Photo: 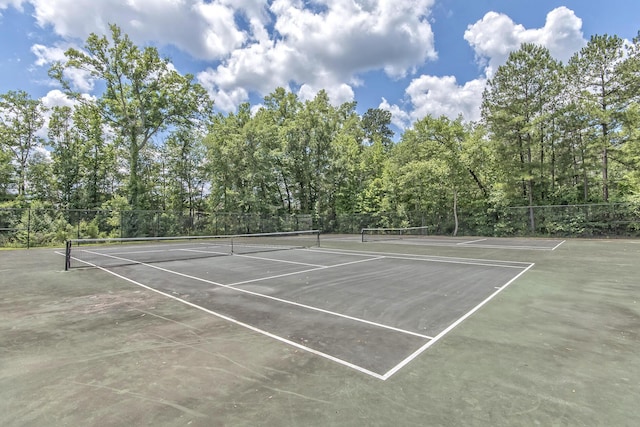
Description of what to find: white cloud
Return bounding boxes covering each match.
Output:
[31,44,66,66]
[380,76,485,129]
[464,6,585,75]
[0,0,23,12]
[40,89,75,108]
[199,0,437,110]
[406,75,486,122]
[386,6,588,127]
[379,97,411,130]
[23,0,437,111]
[28,0,248,60]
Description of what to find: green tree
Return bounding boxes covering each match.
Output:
[568,34,628,202]
[482,43,562,230]
[255,88,302,214]
[0,142,12,200]
[362,108,394,151]
[388,116,477,235]
[162,127,207,215]
[26,150,55,202]
[204,105,252,213]
[0,90,47,198]
[49,105,81,208]
[74,104,117,208]
[49,24,212,212]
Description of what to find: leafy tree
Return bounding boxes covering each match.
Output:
[0,143,12,200]
[49,106,81,208]
[0,90,47,198]
[162,126,207,215]
[73,104,117,208]
[482,43,562,230]
[49,24,212,212]
[388,116,476,235]
[362,108,394,151]
[256,88,302,214]
[330,105,365,214]
[26,150,55,202]
[204,105,252,213]
[568,34,628,202]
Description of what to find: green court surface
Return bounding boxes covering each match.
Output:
[1,236,639,426]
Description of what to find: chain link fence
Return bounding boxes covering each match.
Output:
[1,202,639,248]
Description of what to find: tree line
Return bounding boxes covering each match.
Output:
[1,25,639,239]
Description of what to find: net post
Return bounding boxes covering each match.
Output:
[64,240,71,271]
[316,230,320,247]
[361,228,365,243]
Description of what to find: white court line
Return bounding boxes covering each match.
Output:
[309,248,530,269]
[228,256,387,286]
[233,253,326,268]
[179,248,230,256]
[381,262,535,380]
[69,257,388,380]
[457,238,488,245]
[91,246,226,256]
[365,239,560,251]
[551,240,566,251]
[79,249,433,340]
[461,243,557,251]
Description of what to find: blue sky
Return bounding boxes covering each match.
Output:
[0,0,638,130]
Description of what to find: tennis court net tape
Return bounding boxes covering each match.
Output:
[64,230,321,270]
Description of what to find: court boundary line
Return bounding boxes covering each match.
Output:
[380,262,535,380]
[551,240,566,250]
[459,243,558,251]
[363,237,562,251]
[309,248,531,269]
[75,249,434,341]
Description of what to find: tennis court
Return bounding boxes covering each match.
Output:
[2,234,639,426]
[62,232,533,379]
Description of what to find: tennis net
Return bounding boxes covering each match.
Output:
[361,226,428,242]
[64,230,321,270]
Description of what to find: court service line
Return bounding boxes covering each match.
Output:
[309,248,531,269]
[179,248,233,256]
[233,253,326,268]
[457,238,488,245]
[227,256,387,287]
[79,250,433,340]
[71,259,388,380]
[381,262,535,380]
[551,240,566,251]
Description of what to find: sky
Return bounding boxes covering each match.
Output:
[0,0,639,132]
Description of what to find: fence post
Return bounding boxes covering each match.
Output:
[64,240,71,271]
[27,208,31,249]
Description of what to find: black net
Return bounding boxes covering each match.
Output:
[361,226,429,242]
[65,230,321,270]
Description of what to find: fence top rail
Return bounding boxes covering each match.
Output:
[505,203,638,209]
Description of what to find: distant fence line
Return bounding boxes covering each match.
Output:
[1,203,639,248]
